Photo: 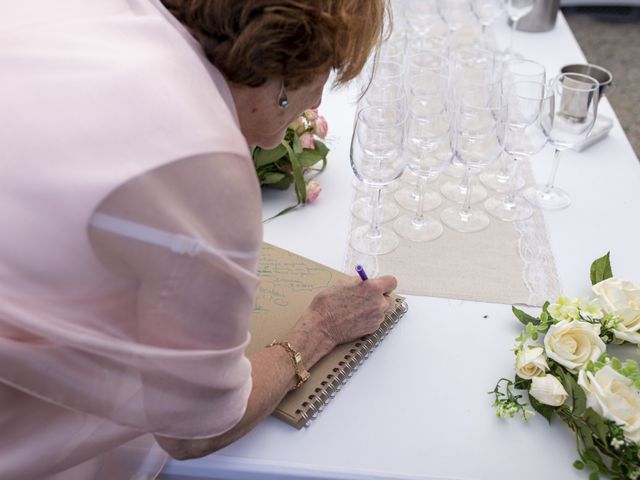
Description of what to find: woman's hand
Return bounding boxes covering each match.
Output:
[308,275,398,346]
[282,275,398,368]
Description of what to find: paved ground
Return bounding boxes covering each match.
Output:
[563,7,640,158]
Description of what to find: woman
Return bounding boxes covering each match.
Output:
[0,0,395,478]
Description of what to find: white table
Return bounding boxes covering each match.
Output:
[161,13,640,480]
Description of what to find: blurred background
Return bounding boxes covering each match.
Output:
[562,0,640,157]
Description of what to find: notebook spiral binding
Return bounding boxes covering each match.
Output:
[297,297,408,427]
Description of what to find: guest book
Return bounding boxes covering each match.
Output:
[246,243,408,429]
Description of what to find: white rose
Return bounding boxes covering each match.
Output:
[529,375,568,407]
[544,320,606,371]
[516,347,549,379]
[578,365,640,443]
[592,278,640,344]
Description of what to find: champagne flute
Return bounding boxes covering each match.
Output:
[485,80,553,221]
[505,0,535,57]
[350,105,406,255]
[523,72,599,210]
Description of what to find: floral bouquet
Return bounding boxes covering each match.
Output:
[251,109,329,219]
[491,253,640,480]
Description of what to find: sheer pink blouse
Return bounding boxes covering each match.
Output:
[0,0,261,478]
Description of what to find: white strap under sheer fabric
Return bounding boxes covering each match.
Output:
[90,212,256,262]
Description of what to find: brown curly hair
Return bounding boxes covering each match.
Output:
[160,0,388,89]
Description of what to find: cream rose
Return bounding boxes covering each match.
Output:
[593,278,640,344]
[529,375,568,407]
[544,320,606,371]
[578,365,640,443]
[516,347,549,379]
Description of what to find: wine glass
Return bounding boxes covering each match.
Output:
[406,52,449,77]
[441,87,506,233]
[523,72,599,210]
[481,58,545,192]
[352,60,406,223]
[441,46,496,201]
[472,0,505,48]
[350,105,407,254]
[395,72,449,212]
[438,0,476,33]
[505,0,535,57]
[405,0,447,37]
[485,80,553,221]
[393,103,452,242]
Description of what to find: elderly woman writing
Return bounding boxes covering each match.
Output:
[0,0,395,478]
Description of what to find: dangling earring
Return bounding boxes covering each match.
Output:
[277,81,289,109]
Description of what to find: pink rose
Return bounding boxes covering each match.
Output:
[289,116,306,135]
[304,108,319,121]
[313,116,328,139]
[299,132,315,150]
[305,180,322,203]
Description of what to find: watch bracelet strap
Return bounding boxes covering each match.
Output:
[268,339,311,390]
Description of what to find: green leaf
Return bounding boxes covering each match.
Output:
[292,135,303,155]
[529,396,555,424]
[589,472,600,480]
[253,144,287,168]
[584,408,609,446]
[514,375,531,390]
[557,369,587,416]
[572,380,587,417]
[282,141,307,204]
[583,447,607,475]
[261,172,287,185]
[266,176,293,190]
[513,306,540,326]
[297,149,324,168]
[573,460,585,470]
[590,252,613,286]
[313,139,329,158]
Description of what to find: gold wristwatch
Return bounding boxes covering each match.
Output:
[268,339,311,390]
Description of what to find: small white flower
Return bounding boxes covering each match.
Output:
[529,375,568,407]
[548,296,581,321]
[580,298,604,320]
[610,437,625,450]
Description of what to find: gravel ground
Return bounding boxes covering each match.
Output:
[563,7,640,158]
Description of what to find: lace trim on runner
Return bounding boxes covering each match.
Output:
[514,160,563,306]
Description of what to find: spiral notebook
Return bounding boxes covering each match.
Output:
[246,243,408,429]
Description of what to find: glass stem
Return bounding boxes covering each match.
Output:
[497,155,511,182]
[367,187,383,238]
[413,176,426,225]
[504,157,520,206]
[458,167,470,193]
[508,18,518,56]
[544,149,562,194]
[461,168,473,216]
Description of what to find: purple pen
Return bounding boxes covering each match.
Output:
[355,264,368,281]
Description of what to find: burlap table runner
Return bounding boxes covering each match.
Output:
[345,160,561,306]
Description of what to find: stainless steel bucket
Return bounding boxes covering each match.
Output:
[516,0,561,32]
